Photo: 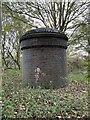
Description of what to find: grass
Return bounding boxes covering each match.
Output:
[1,69,89,119]
[68,71,87,82]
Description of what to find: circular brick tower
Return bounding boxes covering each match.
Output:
[20,28,68,88]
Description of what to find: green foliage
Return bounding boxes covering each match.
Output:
[2,3,32,70]
[67,55,86,73]
[1,69,88,118]
[71,24,89,52]
[3,24,12,31]
[68,71,88,82]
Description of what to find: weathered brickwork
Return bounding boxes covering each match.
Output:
[20,28,68,88]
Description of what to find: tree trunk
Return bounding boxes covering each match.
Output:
[87,2,90,117]
[0,2,2,119]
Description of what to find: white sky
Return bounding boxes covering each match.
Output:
[1,0,89,56]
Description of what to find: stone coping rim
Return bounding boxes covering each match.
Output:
[20,32,68,42]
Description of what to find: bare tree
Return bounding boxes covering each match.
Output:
[2,1,89,70]
[2,3,31,69]
[3,1,89,35]
[0,3,2,118]
[87,3,90,78]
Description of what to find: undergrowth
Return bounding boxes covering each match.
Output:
[1,69,89,119]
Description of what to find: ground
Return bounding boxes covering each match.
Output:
[1,69,89,119]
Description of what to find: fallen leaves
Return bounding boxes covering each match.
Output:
[1,69,89,118]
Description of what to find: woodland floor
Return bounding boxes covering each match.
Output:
[1,69,89,119]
